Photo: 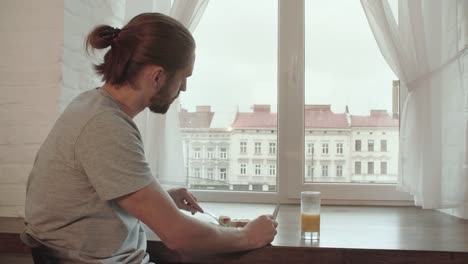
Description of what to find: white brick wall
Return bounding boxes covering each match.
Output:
[0,0,125,217]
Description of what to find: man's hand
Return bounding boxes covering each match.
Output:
[167,188,204,214]
[242,214,278,249]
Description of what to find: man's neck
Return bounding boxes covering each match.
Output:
[101,83,145,118]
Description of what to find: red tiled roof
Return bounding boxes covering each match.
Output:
[182,105,397,129]
[231,112,277,128]
[304,109,348,128]
[179,109,214,128]
[231,105,348,129]
[350,110,398,127]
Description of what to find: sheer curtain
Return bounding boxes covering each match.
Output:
[361,0,468,218]
[132,0,209,188]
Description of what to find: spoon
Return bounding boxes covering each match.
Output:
[203,211,220,224]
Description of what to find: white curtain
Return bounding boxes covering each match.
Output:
[133,0,209,188]
[361,0,468,218]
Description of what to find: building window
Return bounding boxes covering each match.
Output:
[255,164,261,175]
[193,168,201,178]
[368,140,374,152]
[207,168,214,179]
[254,142,262,154]
[307,143,314,155]
[240,142,247,154]
[336,143,343,154]
[269,142,276,155]
[269,164,276,176]
[220,147,227,159]
[355,140,361,152]
[380,162,387,175]
[307,165,314,177]
[252,184,263,191]
[240,164,247,175]
[194,148,201,159]
[355,161,361,174]
[381,140,387,152]
[368,162,374,174]
[219,168,227,180]
[207,148,214,159]
[336,165,343,177]
[322,165,328,177]
[322,143,329,154]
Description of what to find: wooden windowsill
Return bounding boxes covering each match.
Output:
[145,203,468,263]
[1,203,468,263]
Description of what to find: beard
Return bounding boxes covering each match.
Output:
[149,102,171,114]
[148,83,181,114]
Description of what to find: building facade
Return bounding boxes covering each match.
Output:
[180,105,399,191]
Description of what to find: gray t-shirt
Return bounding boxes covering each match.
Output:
[22,88,155,264]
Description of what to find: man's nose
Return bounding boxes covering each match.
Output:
[180,79,187,92]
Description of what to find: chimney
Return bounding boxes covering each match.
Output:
[196,106,211,113]
[253,105,271,113]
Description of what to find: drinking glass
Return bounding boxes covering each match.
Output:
[301,191,320,240]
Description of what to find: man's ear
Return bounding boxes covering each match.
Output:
[148,65,165,88]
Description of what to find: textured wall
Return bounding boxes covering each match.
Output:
[0,0,125,217]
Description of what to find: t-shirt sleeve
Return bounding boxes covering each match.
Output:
[75,111,154,201]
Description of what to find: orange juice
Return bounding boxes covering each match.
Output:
[301,213,320,232]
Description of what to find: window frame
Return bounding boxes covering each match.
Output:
[381,139,387,152]
[368,140,375,152]
[240,141,247,154]
[254,142,262,155]
[336,164,343,177]
[190,0,412,205]
[269,142,277,155]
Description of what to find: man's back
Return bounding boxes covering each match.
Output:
[22,88,154,264]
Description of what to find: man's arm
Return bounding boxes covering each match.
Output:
[116,181,277,255]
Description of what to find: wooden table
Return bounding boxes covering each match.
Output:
[2,203,468,264]
[146,203,468,264]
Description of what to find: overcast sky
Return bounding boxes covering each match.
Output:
[179,0,398,123]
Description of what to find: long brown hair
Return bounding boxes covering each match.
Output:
[86,13,195,85]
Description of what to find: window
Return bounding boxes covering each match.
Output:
[368,140,374,152]
[355,161,361,174]
[240,142,247,154]
[220,147,227,159]
[322,165,328,177]
[194,148,201,159]
[240,164,247,175]
[381,140,387,152]
[255,164,261,175]
[269,142,276,155]
[181,1,406,204]
[322,143,329,154]
[207,148,214,159]
[336,165,343,177]
[269,164,276,176]
[193,168,201,178]
[307,143,314,155]
[254,142,262,154]
[368,162,374,174]
[207,168,214,179]
[219,168,227,180]
[355,140,361,152]
[380,162,387,175]
[336,143,343,154]
[307,165,314,178]
[252,184,263,191]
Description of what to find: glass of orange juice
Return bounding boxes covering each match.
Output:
[301,191,321,240]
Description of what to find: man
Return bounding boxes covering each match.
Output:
[22,13,277,264]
